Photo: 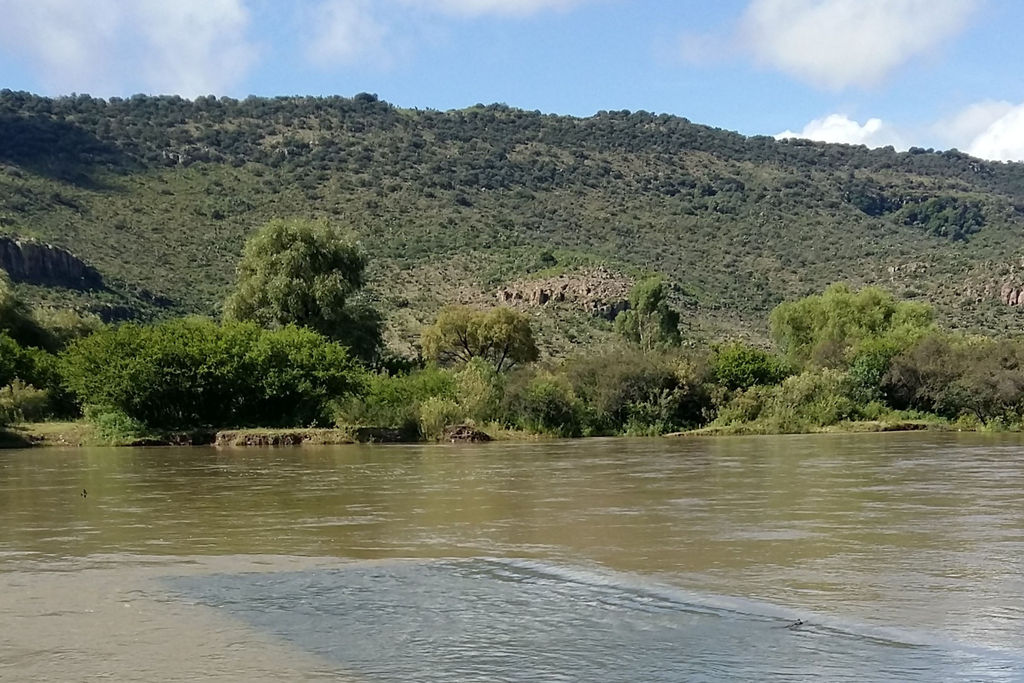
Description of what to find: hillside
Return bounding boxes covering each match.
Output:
[3,90,1024,355]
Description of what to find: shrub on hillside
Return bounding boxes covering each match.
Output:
[60,319,361,430]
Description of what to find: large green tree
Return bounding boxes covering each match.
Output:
[614,277,681,351]
[61,319,362,430]
[421,306,539,372]
[224,218,381,362]
[769,283,933,368]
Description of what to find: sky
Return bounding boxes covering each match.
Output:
[1,0,1023,161]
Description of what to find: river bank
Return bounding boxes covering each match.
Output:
[0,417,965,449]
[1,421,509,448]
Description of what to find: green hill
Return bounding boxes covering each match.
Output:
[3,90,1024,355]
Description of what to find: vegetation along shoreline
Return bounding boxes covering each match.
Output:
[4,213,1024,448]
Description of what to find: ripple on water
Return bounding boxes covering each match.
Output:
[166,558,1024,682]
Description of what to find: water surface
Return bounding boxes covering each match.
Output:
[2,433,1023,680]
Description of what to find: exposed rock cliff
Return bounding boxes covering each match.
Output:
[497,267,632,321]
[0,236,103,290]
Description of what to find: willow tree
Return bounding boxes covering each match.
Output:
[421,306,539,372]
[769,283,934,368]
[224,218,381,361]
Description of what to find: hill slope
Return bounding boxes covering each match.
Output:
[3,91,1024,353]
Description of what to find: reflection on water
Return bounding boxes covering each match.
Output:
[169,558,1023,682]
[3,433,1024,679]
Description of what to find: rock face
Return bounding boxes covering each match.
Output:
[497,267,632,321]
[1001,282,1024,306]
[0,236,103,290]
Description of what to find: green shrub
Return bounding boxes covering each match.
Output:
[336,365,455,432]
[82,405,150,443]
[564,350,712,434]
[711,343,791,390]
[711,368,861,433]
[507,372,582,437]
[418,397,464,441]
[0,380,50,423]
[60,319,361,430]
[885,333,1024,423]
[714,385,774,425]
[769,369,860,430]
[454,358,503,423]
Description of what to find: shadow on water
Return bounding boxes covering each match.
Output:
[0,114,128,189]
[167,558,1024,682]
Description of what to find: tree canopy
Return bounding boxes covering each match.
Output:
[60,319,362,430]
[769,283,934,368]
[614,277,681,351]
[421,306,539,372]
[223,218,381,361]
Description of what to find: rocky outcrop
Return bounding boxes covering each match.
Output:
[497,267,632,321]
[445,425,493,443]
[1001,282,1024,306]
[0,236,103,290]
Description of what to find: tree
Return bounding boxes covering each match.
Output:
[769,283,933,369]
[614,277,681,351]
[0,271,50,349]
[224,218,382,362]
[60,319,362,430]
[421,306,539,372]
[711,343,792,391]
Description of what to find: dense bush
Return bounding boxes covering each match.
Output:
[711,343,791,391]
[0,332,66,416]
[770,283,933,368]
[713,368,862,433]
[0,380,51,422]
[564,350,711,434]
[224,218,382,362]
[884,334,1024,422]
[60,319,361,430]
[505,372,583,437]
[335,365,456,435]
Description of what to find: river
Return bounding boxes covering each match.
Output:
[2,433,1023,680]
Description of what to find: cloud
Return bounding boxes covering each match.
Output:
[738,0,977,89]
[401,0,586,17]
[931,100,1011,145]
[0,0,257,97]
[776,114,907,149]
[304,0,592,68]
[964,104,1024,162]
[307,0,391,67]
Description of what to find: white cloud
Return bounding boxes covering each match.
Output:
[0,0,256,97]
[303,0,592,68]
[776,114,906,149]
[401,0,585,17]
[307,0,391,66]
[965,104,1024,162]
[738,0,977,89]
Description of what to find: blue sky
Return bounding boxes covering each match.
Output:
[1,0,1023,160]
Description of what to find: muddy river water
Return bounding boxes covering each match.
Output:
[2,433,1023,680]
